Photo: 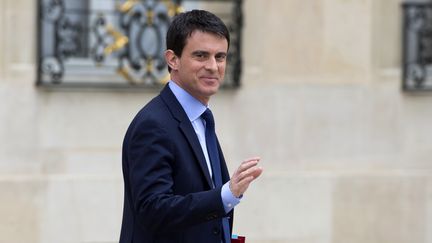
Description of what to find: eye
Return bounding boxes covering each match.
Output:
[193,51,208,60]
[215,53,227,62]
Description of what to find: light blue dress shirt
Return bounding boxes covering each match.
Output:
[168,81,240,213]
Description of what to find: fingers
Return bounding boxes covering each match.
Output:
[250,166,263,178]
[236,162,261,183]
[229,157,263,197]
[235,168,262,189]
[235,157,260,175]
[242,157,261,165]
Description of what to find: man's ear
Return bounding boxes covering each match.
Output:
[165,50,179,71]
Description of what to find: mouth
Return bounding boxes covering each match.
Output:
[200,76,219,82]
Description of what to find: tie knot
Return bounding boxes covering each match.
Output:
[201,108,215,129]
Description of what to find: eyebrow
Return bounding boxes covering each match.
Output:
[191,50,227,56]
[192,50,209,56]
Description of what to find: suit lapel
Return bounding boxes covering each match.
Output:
[217,140,230,183]
[179,122,214,188]
[160,85,213,188]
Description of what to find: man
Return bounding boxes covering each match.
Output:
[119,10,263,243]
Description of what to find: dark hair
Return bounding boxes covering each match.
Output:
[166,10,230,71]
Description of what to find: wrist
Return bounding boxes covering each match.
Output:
[229,181,242,198]
[221,182,241,213]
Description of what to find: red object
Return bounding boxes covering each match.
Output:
[231,236,246,243]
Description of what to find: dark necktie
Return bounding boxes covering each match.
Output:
[201,108,231,243]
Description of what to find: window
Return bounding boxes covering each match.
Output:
[37,0,243,89]
[403,1,432,91]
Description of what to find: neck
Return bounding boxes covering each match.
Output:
[171,79,210,106]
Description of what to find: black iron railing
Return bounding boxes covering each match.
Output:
[402,2,432,91]
[37,0,242,89]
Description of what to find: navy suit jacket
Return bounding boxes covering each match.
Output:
[120,85,233,243]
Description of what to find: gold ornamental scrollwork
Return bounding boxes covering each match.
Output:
[162,0,184,17]
[104,25,129,56]
[116,0,139,13]
[105,1,182,85]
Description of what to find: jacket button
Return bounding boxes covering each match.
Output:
[212,227,221,235]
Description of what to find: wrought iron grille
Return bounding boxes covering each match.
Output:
[402,2,432,91]
[37,0,242,89]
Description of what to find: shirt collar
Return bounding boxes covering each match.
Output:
[168,81,207,122]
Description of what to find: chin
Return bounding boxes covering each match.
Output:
[208,85,220,94]
[200,82,220,91]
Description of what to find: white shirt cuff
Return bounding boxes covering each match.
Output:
[221,181,241,213]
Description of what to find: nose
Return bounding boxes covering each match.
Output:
[204,57,218,72]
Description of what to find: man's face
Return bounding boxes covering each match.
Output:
[169,30,228,105]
